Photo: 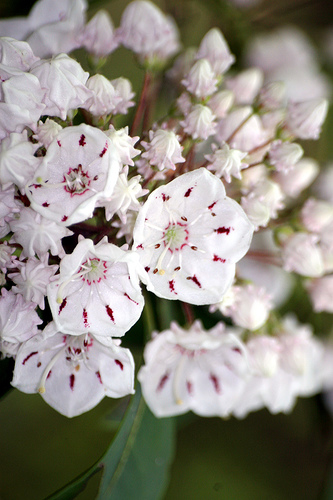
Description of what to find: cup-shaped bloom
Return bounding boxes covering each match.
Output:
[196,28,235,76]
[47,236,144,337]
[133,168,254,305]
[117,0,180,64]
[26,124,121,226]
[12,322,135,417]
[138,320,248,417]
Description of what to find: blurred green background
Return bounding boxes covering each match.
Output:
[1,0,333,499]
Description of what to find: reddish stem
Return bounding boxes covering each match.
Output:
[130,71,152,136]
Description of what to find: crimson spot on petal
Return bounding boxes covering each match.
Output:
[209,373,221,394]
[208,201,217,210]
[169,280,177,294]
[186,380,193,395]
[79,134,86,146]
[115,359,124,370]
[157,372,169,392]
[59,297,67,314]
[186,275,202,288]
[83,308,89,328]
[22,351,38,365]
[69,373,75,391]
[213,254,226,263]
[184,187,193,197]
[106,305,115,322]
[96,371,103,384]
[215,226,232,235]
[99,142,108,157]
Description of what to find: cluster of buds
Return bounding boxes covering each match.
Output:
[0,0,332,419]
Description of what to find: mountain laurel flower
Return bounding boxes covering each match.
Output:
[286,98,329,140]
[84,74,120,116]
[116,0,180,64]
[180,104,217,140]
[80,9,118,58]
[206,142,248,183]
[181,58,218,98]
[306,276,333,313]
[133,168,253,305]
[26,124,121,226]
[9,207,73,259]
[241,179,284,229]
[225,68,264,105]
[282,232,325,277]
[105,125,140,167]
[218,284,273,331]
[141,129,185,171]
[110,77,136,115]
[12,322,135,418]
[208,90,234,119]
[301,198,333,233]
[196,28,235,75]
[99,165,148,222]
[0,288,42,358]
[138,320,248,417]
[47,236,144,337]
[268,140,304,173]
[30,54,93,120]
[258,81,286,110]
[0,130,41,190]
[0,37,40,71]
[274,157,319,198]
[10,254,58,310]
[34,118,62,148]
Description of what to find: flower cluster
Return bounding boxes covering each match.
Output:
[0,0,332,419]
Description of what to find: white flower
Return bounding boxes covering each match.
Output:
[47,236,144,337]
[138,320,248,417]
[26,124,121,226]
[105,125,140,167]
[0,288,42,357]
[110,77,135,115]
[0,130,41,189]
[30,54,93,120]
[116,0,180,63]
[218,284,273,331]
[2,73,46,129]
[196,28,235,75]
[274,157,319,198]
[181,58,218,98]
[80,9,118,57]
[208,90,234,119]
[301,198,333,233]
[0,37,39,70]
[26,0,87,58]
[282,233,324,277]
[141,129,185,171]
[306,276,333,313]
[133,168,253,305]
[225,68,264,105]
[10,254,58,309]
[241,179,284,229]
[286,98,328,140]
[268,140,304,173]
[258,81,286,110]
[9,207,73,259]
[99,165,148,222]
[84,74,120,116]
[206,143,248,183]
[34,118,62,148]
[180,104,216,140]
[12,322,135,417]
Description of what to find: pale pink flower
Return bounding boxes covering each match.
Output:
[181,58,218,98]
[206,143,248,183]
[12,322,135,417]
[80,9,118,57]
[274,157,319,198]
[225,68,264,105]
[133,168,253,305]
[110,77,135,115]
[301,198,333,233]
[268,140,304,173]
[286,98,329,140]
[141,129,185,171]
[208,90,234,119]
[0,288,42,357]
[306,276,333,313]
[26,124,121,226]
[138,320,248,417]
[34,118,62,148]
[84,74,120,116]
[282,233,324,277]
[180,104,217,140]
[9,207,73,259]
[47,236,144,337]
[196,28,235,75]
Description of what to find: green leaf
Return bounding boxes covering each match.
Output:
[46,385,175,500]
[97,383,176,500]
